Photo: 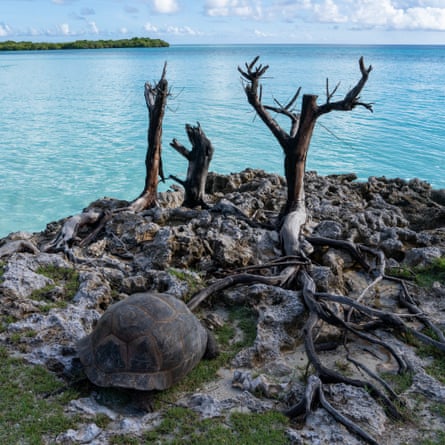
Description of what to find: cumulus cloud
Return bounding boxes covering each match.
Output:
[312,0,347,23]
[152,0,179,14]
[144,22,159,33]
[259,0,445,32]
[348,0,445,30]
[88,21,99,34]
[205,0,260,18]
[58,23,71,35]
[166,25,202,35]
[0,23,12,37]
[144,21,202,36]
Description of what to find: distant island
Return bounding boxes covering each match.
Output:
[0,37,169,51]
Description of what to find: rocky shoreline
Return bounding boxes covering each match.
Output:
[1,168,445,444]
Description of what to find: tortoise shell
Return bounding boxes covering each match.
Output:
[77,292,208,391]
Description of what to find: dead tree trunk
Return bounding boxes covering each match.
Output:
[238,57,373,255]
[130,62,169,212]
[169,123,214,208]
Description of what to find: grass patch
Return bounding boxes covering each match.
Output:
[0,348,79,444]
[418,431,445,445]
[138,406,289,444]
[388,257,445,288]
[431,402,445,419]
[380,371,414,393]
[30,265,79,310]
[168,268,205,302]
[0,314,18,334]
[415,329,445,385]
[227,305,257,350]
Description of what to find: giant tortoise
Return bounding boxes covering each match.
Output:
[77,292,218,391]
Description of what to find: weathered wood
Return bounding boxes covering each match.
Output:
[170,123,214,208]
[239,57,373,255]
[0,239,39,257]
[44,209,103,253]
[131,62,169,212]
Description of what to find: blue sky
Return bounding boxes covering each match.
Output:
[1,0,445,45]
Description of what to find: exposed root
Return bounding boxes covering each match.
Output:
[283,375,380,445]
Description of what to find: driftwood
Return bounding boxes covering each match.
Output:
[44,209,105,253]
[130,62,169,212]
[0,239,39,257]
[170,123,214,208]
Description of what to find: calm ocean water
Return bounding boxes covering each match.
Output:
[1,44,444,237]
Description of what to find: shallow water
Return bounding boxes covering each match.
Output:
[1,44,444,236]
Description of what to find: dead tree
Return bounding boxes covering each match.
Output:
[238,56,372,255]
[186,58,445,444]
[169,123,214,208]
[130,62,169,212]
[45,64,169,254]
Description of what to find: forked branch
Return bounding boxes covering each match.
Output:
[317,57,373,115]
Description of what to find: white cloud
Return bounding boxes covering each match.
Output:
[395,6,445,30]
[144,22,159,33]
[58,23,70,35]
[152,0,179,14]
[313,0,347,23]
[348,0,445,30]
[205,0,259,18]
[88,21,99,34]
[166,25,202,35]
[254,28,274,37]
[263,0,445,32]
[143,21,202,36]
[0,23,12,37]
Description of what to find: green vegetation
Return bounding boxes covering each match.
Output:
[168,268,206,301]
[0,346,79,444]
[380,371,414,394]
[418,431,445,445]
[30,265,79,310]
[0,260,5,280]
[0,37,169,51]
[402,328,445,385]
[388,257,445,288]
[109,406,289,445]
[419,345,445,385]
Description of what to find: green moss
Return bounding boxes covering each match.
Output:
[0,260,5,280]
[388,257,445,288]
[228,305,257,350]
[0,314,18,333]
[140,406,289,444]
[431,402,445,419]
[109,436,141,445]
[418,431,445,445]
[380,371,414,393]
[415,257,445,287]
[168,268,206,302]
[0,351,79,444]
[415,329,445,384]
[30,265,79,311]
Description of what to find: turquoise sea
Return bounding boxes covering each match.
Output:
[1,44,444,237]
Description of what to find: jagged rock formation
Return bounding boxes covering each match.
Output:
[1,169,445,444]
